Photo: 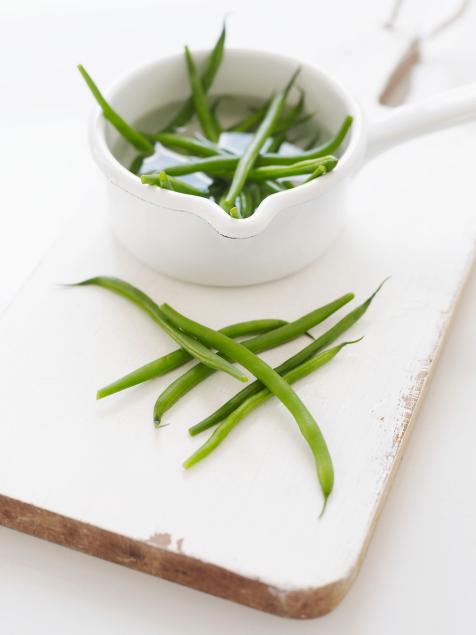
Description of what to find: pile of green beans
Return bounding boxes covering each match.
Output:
[78,23,353,219]
[74,276,386,514]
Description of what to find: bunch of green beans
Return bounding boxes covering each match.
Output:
[183,338,363,474]
[74,276,386,514]
[159,302,336,509]
[78,23,353,219]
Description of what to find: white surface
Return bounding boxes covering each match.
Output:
[1,124,474,593]
[1,0,475,632]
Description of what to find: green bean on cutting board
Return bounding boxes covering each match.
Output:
[97,318,288,400]
[184,339,362,471]
[77,65,154,155]
[161,23,226,132]
[72,275,384,516]
[189,280,386,436]
[74,277,248,382]
[184,46,221,142]
[159,302,335,509]
[153,292,354,424]
[97,295,333,401]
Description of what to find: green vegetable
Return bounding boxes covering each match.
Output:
[221,69,300,212]
[273,90,304,135]
[163,155,238,176]
[74,277,248,382]
[244,156,337,181]
[161,153,337,179]
[77,65,154,155]
[153,291,354,424]
[228,205,242,219]
[227,99,271,132]
[304,131,320,150]
[129,155,145,174]
[162,23,226,131]
[260,180,285,196]
[159,302,335,509]
[97,318,288,399]
[141,171,208,197]
[184,46,220,142]
[259,115,352,166]
[184,339,362,471]
[242,185,261,217]
[150,133,223,157]
[267,90,305,152]
[304,163,329,183]
[190,280,386,436]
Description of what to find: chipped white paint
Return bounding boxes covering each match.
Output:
[0,120,475,595]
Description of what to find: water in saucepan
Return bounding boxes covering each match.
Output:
[112,95,324,195]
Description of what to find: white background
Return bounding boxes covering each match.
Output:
[0,0,475,632]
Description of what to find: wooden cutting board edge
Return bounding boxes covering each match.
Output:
[1,248,474,620]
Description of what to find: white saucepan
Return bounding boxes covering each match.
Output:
[89,49,476,286]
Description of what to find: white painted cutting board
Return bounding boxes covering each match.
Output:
[1,30,476,618]
[1,122,475,617]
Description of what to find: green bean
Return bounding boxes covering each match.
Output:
[162,151,337,179]
[129,155,145,174]
[210,97,224,132]
[228,206,242,219]
[150,133,222,157]
[267,91,305,151]
[237,189,253,218]
[227,99,271,132]
[260,180,285,196]
[221,69,300,212]
[246,183,261,216]
[184,339,362,470]
[266,134,286,154]
[248,156,337,181]
[286,112,316,135]
[153,291,354,424]
[259,115,352,166]
[305,131,320,150]
[162,23,226,131]
[281,180,295,189]
[210,96,223,117]
[164,155,237,176]
[97,298,320,400]
[74,277,247,382]
[222,93,285,209]
[97,318,288,399]
[184,46,220,142]
[207,178,228,202]
[141,171,208,197]
[77,65,154,155]
[159,302,335,508]
[149,156,335,196]
[190,280,386,436]
[304,164,328,183]
[273,90,304,135]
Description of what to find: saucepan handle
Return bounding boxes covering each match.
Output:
[365,82,476,163]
